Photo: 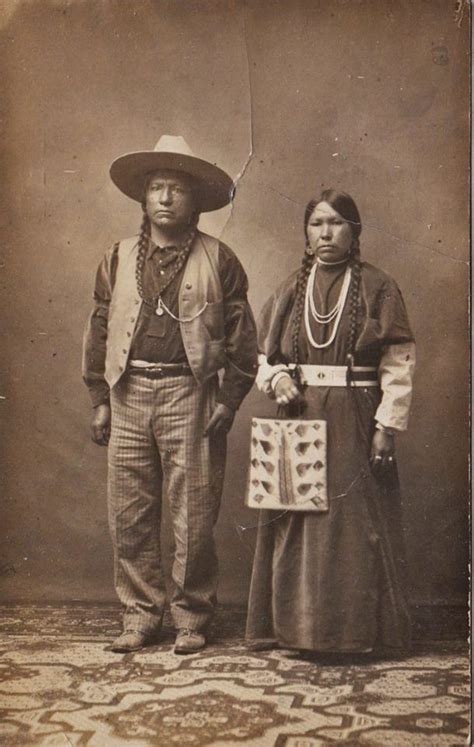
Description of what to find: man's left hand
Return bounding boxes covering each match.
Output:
[203,403,235,437]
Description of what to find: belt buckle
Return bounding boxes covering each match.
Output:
[317,370,326,381]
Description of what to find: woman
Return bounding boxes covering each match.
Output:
[246,190,415,654]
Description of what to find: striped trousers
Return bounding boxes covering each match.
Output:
[107,372,226,634]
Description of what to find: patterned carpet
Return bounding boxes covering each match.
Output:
[0,605,469,746]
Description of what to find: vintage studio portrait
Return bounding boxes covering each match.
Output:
[0,1,470,745]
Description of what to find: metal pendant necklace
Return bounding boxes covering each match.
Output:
[135,229,209,323]
[135,229,195,315]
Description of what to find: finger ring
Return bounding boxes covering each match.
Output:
[374,456,383,462]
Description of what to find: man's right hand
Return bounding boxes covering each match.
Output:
[91,404,111,446]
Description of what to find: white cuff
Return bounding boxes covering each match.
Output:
[375,342,416,431]
[375,422,397,436]
[271,370,293,393]
[256,354,291,398]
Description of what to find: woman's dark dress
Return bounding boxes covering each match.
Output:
[245,261,414,652]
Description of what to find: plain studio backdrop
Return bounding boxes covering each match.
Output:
[0,0,469,619]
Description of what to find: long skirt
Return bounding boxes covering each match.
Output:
[245,385,411,653]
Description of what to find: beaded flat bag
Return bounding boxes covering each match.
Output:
[246,417,328,512]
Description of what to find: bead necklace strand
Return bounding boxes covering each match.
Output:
[309,263,351,323]
[304,262,351,349]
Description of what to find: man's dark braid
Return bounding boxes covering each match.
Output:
[137,209,151,262]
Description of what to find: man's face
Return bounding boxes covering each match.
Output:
[144,169,197,234]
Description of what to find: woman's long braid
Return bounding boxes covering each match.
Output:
[345,242,369,446]
[346,240,362,382]
[286,248,313,416]
[291,250,313,367]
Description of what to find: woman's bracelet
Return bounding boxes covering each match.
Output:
[270,370,292,392]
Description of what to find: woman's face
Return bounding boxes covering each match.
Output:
[306,201,354,262]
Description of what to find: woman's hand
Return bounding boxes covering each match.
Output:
[370,430,396,476]
[274,374,304,406]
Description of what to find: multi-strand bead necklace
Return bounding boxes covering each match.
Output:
[304,260,352,349]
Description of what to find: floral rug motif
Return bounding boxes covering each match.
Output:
[0,605,469,746]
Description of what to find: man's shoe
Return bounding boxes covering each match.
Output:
[174,628,206,655]
[108,630,156,653]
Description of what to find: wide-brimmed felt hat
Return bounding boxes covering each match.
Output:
[109,135,234,212]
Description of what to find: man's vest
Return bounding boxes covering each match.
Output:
[105,231,226,389]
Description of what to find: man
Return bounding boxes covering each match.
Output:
[83,135,257,654]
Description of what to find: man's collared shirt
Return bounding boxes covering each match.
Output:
[130,240,191,365]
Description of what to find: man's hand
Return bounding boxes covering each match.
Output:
[274,374,304,406]
[91,404,111,446]
[370,430,395,476]
[203,403,235,437]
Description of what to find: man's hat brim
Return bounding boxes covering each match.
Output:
[109,151,234,212]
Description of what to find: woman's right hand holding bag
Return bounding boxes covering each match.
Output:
[273,373,305,406]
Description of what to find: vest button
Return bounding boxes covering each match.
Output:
[130,317,135,322]
[185,282,192,289]
[122,349,127,355]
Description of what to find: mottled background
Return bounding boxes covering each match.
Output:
[0,0,469,620]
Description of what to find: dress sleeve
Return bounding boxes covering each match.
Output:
[255,273,299,398]
[257,272,298,361]
[357,273,414,352]
[375,342,416,431]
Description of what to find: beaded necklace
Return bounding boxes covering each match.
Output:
[304,261,351,349]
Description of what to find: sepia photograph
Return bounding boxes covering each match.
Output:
[0,0,470,745]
